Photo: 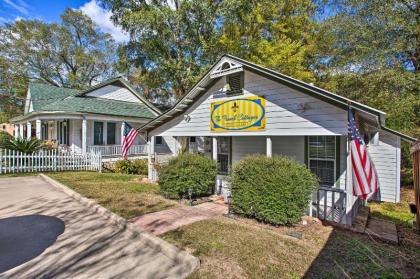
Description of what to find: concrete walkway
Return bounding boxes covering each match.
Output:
[132,202,228,235]
[0,176,198,279]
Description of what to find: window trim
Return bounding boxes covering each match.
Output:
[57,120,70,145]
[106,122,116,145]
[93,121,104,146]
[307,136,337,188]
[155,136,163,145]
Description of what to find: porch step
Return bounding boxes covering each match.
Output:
[350,206,370,233]
[350,206,399,244]
[365,218,399,244]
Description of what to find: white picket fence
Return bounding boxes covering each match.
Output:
[0,149,102,174]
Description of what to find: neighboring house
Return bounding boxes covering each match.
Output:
[140,55,416,225]
[0,123,15,137]
[10,78,160,157]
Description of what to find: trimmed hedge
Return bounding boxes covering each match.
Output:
[114,159,148,175]
[230,155,318,225]
[159,153,217,199]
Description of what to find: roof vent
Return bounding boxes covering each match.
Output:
[226,72,243,93]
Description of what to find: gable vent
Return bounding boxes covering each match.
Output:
[227,72,243,93]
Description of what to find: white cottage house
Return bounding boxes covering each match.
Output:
[10,78,160,158]
[141,55,416,225]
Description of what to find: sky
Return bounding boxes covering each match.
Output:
[0,0,129,42]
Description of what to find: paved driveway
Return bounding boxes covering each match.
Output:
[0,176,198,279]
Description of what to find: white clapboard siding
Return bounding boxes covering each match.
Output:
[85,85,140,103]
[231,136,266,163]
[367,130,400,202]
[0,149,102,174]
[151,70,348,137]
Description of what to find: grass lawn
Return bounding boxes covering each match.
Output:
[163,217,419,279]
[164,186,420,279]
[47,171,178,219]
[369,186,415,228]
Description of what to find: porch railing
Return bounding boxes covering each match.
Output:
[312,187,347,223]
[87,144,148,157]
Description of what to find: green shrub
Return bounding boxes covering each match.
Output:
[230,155,318,225]
[159,153,217,199]
[114,159,148,175]
[132,159,148,175]
[0,137,42,154]
[0,131,12,146]
[114,159,137,174]
[401,168,413,185]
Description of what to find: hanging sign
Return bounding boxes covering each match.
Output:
[210,97,266,132]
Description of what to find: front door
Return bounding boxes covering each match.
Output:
[217,137,231,175]
[215,137,231,198]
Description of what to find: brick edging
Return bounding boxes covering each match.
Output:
[39,174,200,271]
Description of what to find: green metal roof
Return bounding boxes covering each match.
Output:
[41,96,156,118]
[29,83,79,112]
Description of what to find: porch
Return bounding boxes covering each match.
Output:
[148,135,360,225]
[13,116,148,157]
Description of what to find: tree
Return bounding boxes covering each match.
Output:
[218,0,317,82]
[108,0,222,103]
[0,9,117,90]
[316,0,420,73]
[313,0,420,137]
[107,0,319,103]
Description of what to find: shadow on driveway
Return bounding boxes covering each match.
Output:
[0,215,65,273]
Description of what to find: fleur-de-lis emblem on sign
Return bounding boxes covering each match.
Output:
[232,102,239,112]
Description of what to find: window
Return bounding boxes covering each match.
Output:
[2,125,5,130]
[41,123,48,140]
[107,122,116,145]
[217,137,230,174]
[226,72,243,93]
[308,136,336,187]
[94,122,104,145]
[57,120,69,145]
[155,136,163,145]
[189,136,196,143]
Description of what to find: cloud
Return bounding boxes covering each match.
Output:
[3,0,29,15]
[80,0,129,43]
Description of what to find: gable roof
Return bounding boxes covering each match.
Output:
[29,83,79,112]
[77,77,161,115]
[141,54,416,142]
[40,96,156,119]
[13,79,160,122]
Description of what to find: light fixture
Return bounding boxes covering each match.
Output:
[184,115,191,122]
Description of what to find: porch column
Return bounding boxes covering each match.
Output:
[148,136,155,180]
[121,122,126,144]
[14,125,19,139]
[35,119,42,140]
[82,118,87,154]
[26,122,32,140]
[19,124,24,139]
[212,137,217,161]
[266,136,272,157]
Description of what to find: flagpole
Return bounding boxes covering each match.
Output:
[347,101,352,212]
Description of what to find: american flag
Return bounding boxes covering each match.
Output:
[348,108,378,199]
[122,122,138,159]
